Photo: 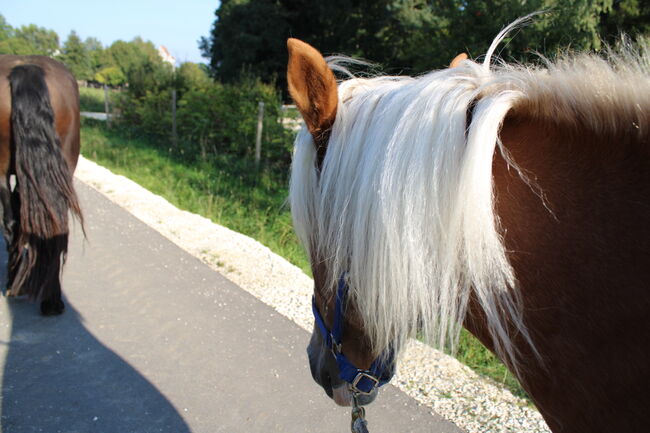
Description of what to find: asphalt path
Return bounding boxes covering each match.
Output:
[0,181,463,433]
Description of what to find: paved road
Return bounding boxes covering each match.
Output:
[0,182,463,433]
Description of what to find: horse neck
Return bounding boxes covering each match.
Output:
[470,111,650,432]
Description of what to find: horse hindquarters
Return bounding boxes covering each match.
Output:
[8,64,82,315]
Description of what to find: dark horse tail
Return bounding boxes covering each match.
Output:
[8,64,82,302]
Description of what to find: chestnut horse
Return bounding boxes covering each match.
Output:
[287,28,650,433]
[0,55,83,315]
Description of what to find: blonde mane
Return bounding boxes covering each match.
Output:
[289,27,650,367]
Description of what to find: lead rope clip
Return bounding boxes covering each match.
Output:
[350,391,369,433]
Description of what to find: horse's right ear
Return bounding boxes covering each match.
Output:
[287,38,338,141]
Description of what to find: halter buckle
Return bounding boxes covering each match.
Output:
[351,372,379,395]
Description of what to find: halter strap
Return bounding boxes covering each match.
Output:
[312,274,394,394]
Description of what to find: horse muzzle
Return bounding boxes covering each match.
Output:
[307,328,378,406]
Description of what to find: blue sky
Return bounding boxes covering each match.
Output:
[2,0,218,64]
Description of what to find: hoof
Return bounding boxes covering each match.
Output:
[40,298,65,316]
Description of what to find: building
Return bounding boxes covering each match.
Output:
[158,45,176,68]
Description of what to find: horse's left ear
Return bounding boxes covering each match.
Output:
[450,53,468,68]
[287,38,338,141]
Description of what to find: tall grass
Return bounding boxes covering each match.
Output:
[78,87,107,112]
[80,119,530,402]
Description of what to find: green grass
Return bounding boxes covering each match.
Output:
[456,328,530,401]
[80,119,308,274]
[79,87,105,112]
[80,119,530,403]
[79,87,118,112]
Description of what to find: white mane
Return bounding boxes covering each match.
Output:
[290,24,650,366]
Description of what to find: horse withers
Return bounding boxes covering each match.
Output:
[0,55,83,315]
[286,27,650,433]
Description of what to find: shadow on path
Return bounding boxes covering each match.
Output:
[1,258,190,433]
[1,298,190,433]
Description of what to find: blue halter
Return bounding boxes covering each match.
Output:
[311,275,395,394]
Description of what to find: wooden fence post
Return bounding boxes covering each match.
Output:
[255,101,265,168]
[103,84,110,126]
[171,89,178,149]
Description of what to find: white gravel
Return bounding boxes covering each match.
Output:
[74,155,550,433]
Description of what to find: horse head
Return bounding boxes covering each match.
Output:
[286,38,482,408]
[287,38,393,407]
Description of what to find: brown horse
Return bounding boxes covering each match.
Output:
[0,55,83,315]
[286,28,650,433]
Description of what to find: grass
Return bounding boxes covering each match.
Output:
[79,87,118,112]
[80,119,308,274]
[79,87,105,112]
[80,119,530,403]
[456,328,530,401]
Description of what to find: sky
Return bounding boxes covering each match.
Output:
[2,0,218,64]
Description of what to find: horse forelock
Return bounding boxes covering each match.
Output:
[289,36,649,368]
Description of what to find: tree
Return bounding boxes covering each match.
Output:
[106,38,162,74]
[201,0,415,88]
[0,14,12,41]
[12,24,59,55]
[0,37,34,55]
[85,36,107,77]
[176,62,212,92]
[200,0,649,91]
[59,31,93,80]
[0,22,59,56]
[120,39,172,96]
[201,0,289,83]
[600,0,650,43]
[95,66,126,87]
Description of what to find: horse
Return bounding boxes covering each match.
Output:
[286,23,650,433]
[0,55,83,315]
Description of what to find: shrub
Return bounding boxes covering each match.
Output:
[95,66,126,87]
[114,73,294,175]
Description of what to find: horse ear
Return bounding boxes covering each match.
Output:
[450,53,468,68]
[287,38,338,141]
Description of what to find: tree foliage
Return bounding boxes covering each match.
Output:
[59,31,93,80]
[176,61,212,93]
[85,36,106,73]
[14,24,60,55]
[200,0,288,82]
[0,15,180,88]
[102,38,173,91]
[0,19,59,55]
[94,66,126,86]
[201,0,650,89]
[0,15,12,41]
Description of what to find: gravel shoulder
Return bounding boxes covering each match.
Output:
[74,155,550,433]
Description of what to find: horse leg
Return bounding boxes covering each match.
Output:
[39,238,65,316]
[0,176,15,244]
[0,175,15,292]
[5,185,65,315]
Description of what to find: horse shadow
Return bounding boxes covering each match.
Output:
[0,245,190,433]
